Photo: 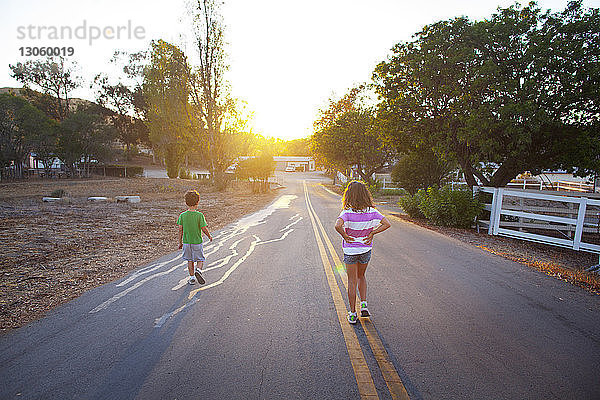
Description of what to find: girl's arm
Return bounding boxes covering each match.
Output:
[201,226,213,241]
[335,218,354,242]
[364,217,391,245]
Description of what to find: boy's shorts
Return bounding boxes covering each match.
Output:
[343,250,372,265]
[182,243,205,262]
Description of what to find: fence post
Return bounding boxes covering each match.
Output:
[492,188,504,235]
[573,197,588,251]
[488,188,498,235]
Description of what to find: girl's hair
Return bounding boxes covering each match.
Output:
[342,181,374,212]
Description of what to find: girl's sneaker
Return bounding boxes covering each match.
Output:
[188,276,197,285]
[360,301,370,317]
[347,312,358,324]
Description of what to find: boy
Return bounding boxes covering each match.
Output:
[177,190,213,285]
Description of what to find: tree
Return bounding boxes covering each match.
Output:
[0,93,55,179]
[93,51,151,159]
[235,153,276,193]
[93,75,148,158]
[374,1,600,187]
[188,0,240,190]
[9,57,80,121]
[143,40,191,178]
[58,105,117,177]
[312,105,393,183]
[391,149,455,194]
[281,138,311,156]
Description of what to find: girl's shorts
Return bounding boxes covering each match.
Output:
[343,250,372,264]
[182,243,205,262]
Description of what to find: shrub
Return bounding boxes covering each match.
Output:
[179,169,192,180]
[368,180,383,195]
[125,166,144,178]
[50,189,66,198]
[418,186,483,228]
[380,188,408,196]
[398,189,426,219]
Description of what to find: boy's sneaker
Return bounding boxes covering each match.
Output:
[194,269,205,285]
[360,301,370,317]
[347,312,358,324]
[188,276,197,285]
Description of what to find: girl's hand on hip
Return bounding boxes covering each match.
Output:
[364,233,374,245]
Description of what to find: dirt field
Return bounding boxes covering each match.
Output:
[0,177,275,333]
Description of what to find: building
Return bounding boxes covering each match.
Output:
[273,156,315,172]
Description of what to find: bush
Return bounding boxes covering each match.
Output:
[125,166,144,178]
[418,186,483,228]
[398,186,482,228]
[50,189,66,198]
[179,169,192,180]
[380,188,408,196]
[398,190,426,219]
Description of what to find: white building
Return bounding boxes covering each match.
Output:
[273,156,316,172]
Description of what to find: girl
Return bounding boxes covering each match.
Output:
[335,181,391,324]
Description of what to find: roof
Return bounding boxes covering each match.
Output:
[273,156,313,162]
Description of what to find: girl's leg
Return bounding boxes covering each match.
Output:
[357,262,369,302]
[187,261,195,276]
[346,263,358,313]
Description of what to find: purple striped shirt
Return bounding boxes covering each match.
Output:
[338,207,384,255]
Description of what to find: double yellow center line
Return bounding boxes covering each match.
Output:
[303,181,410,400]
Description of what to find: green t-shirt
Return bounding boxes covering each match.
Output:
[177,210,207,244]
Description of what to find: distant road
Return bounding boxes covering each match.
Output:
[1,171,599,399]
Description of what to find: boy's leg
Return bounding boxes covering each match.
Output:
[357,262,369,302]
[346,263,358,313]
[194,261,205,284]
[187,261,195,276]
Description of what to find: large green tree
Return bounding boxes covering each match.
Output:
[58,105,117,177]
[312,107,393,183]
[312,86,394,182]
[0,93,55,179]
[374,1,600,187]
[9,57,80,121]
[143,40,191,178]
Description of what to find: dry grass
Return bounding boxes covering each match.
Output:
[0,177,276,333]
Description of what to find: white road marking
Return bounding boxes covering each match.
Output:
[92,194,298,315]
[280,214,303,232]
[170,238,247,291]
[116,255,180,287]
[259,228,294,245]
[188,235,261,299]
[90,261,185,314]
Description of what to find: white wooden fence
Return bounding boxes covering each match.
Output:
[474,187,600,269]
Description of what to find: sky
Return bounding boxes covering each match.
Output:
[1,0,599,140]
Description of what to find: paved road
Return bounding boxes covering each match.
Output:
[1,172,599,399]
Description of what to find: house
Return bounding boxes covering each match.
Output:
[273,156,315,172]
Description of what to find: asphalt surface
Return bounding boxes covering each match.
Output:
[1,171,599,399]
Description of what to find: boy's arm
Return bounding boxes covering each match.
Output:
[177,225,183,249]
[201,226,213,241]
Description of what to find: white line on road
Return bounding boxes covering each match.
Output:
[90,261,185,314]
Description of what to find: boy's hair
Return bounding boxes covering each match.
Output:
[342,181,374,212]
[184,190,200,207]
